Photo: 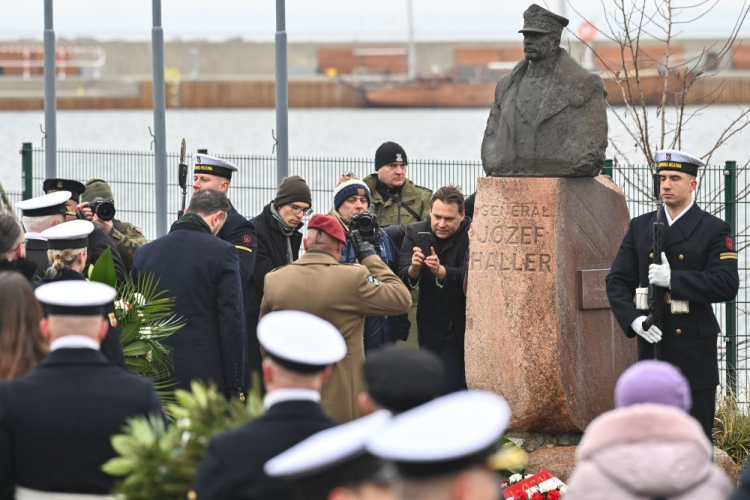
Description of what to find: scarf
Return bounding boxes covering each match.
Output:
[270,204,297,264]
[171,213,212,234]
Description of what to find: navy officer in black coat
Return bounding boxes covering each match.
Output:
[192,153,258,388]
[193,310,345,500]
[606,149,740,439]
[132,189,247,399]
[0,280,163,499]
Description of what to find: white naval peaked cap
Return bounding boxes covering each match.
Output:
[40,220,95,250]
[265,410,391,479]
[16,191,71,218]
[366,391,511,478]
[192,153,239,179]
[654,149,704,176]
[258,311,346,373]
[35,281,116,316]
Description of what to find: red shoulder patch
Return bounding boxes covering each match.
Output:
[242,234,252,245]
[726,237,734,250]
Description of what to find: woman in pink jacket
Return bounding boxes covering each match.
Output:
[565,361,731,500]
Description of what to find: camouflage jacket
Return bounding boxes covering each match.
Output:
[363,174,432,226]
[111,219,147,272]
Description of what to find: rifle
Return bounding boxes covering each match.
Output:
[642,173,666,360]
[178,139,188,220]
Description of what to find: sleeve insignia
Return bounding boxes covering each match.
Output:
[726,237,734,250]
[720,252,738,260]
[242,234,252,245]
[108,312,119,328]
[368,276,381,286]
[134,226,143,235]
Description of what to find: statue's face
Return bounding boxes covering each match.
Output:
[522,32,559,62]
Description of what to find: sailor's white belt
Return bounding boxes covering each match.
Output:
[635,287,649,310]
[15,487,114,500]
[634,287,689,314]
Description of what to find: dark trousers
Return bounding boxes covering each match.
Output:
[690,387,716,442]
[434,335,467,394]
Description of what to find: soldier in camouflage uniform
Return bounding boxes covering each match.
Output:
[363,142,432,347]
[80,179,147,272]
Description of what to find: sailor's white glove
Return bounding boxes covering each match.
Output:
[648,252,671,288]
[631,316,663,344]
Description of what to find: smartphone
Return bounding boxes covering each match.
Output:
[417,232,432,257]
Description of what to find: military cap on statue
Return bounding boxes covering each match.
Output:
[363,345,445,414]
[43,179,86,203]
[654,149,705,177]
[258,310,346,373]
[367,391,511,479]
[35,280,116,316]
[192,153,239,180]
[16,191,71,218]
[519,4,569,36]
[40,220,95,250]
[265,410,394,495]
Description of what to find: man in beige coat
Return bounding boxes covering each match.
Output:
[260,214,412,423]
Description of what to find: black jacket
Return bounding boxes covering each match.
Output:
[36,268,125,368]
[398,217,471,352]
[23,237,49,280]
[0,348,163,497]
[132,222,248,396]
[606,203,739,390]
[246,203,303,375]
[193,399,334,500]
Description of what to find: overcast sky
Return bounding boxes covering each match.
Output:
[3,0,748,42]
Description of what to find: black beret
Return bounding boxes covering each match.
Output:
[362,345,445,414]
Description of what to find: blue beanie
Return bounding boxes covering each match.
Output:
[333,179,371,210]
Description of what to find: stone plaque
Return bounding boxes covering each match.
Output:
[465,176,637,433]
[578,269,611,310]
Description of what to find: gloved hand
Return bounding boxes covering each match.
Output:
[351,230,377,262]
[631,315,663,344]
[648,252,671,287]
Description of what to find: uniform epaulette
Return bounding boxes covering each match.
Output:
[269,263,292,273]
[341,262,362,267]
[414,184,432,194]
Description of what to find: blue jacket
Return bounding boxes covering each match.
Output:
[339,229,410,349]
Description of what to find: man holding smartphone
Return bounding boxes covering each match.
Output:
[399,185,471,393]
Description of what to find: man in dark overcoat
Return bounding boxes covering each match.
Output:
[606,149,740,439]
[0,281,163,498]
[132,189,247,399]
[248,175,312,388]
[192,153,257,388]
[399,185,470,394]
[192,310,344,500]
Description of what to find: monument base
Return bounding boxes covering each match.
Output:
[465,176,636,433]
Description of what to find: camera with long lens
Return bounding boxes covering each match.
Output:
[350,211,379,244]
[89,197,116,222]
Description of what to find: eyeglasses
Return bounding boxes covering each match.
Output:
[288,203,313,216]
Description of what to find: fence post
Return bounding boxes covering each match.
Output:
[21,142,33,200]
[724,160,737,396]
[602,159,613,177]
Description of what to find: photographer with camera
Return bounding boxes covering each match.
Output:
[332,175,410,351]
[77,179,147,273]
[42,179,127,284]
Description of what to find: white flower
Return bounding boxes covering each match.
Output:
[538,482,551,493]
[509,474,523,483]
[559,485,568,494]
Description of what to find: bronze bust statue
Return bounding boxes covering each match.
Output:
[481,4,608,177]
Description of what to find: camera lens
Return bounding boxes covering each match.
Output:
[358,215,373,232]
[95,201,116,222]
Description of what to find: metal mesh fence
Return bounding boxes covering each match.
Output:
[7,147,749,408]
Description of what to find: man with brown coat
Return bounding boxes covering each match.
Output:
[260,214,412,423]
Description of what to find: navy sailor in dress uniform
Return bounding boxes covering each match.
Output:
[192,153,258,387]
[193,311,346,500]
[15,191,70,279]
[0,281,163,499]
[367,391,512,500]
[606,149,740,439]
[265,410,395,500]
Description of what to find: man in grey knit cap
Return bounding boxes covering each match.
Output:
[248,175,313,388]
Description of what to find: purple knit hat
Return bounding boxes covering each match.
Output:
[614,361,692,411]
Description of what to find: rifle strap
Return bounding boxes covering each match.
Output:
[378,188,422,221]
